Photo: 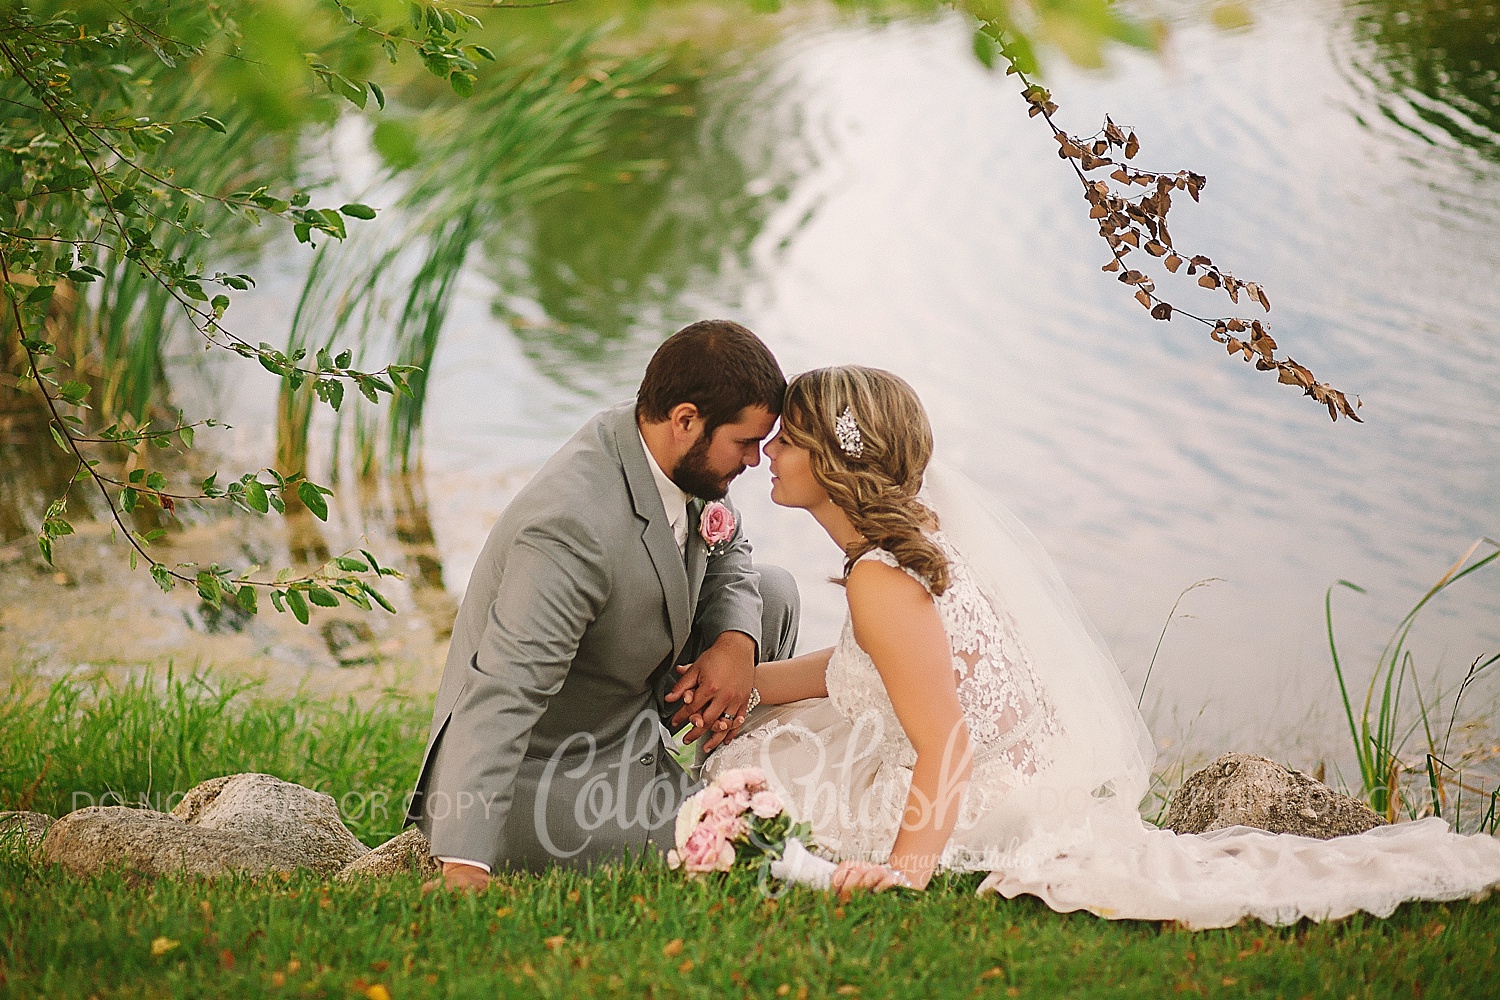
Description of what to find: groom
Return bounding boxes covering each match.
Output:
[406,319,800,890]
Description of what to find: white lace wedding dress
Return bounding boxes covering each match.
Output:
[705,469,1500,929]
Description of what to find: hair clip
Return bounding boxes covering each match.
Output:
[834,406,863,457]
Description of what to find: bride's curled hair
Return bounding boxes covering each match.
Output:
[780,366,950,595]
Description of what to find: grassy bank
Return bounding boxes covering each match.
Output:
[1,851,1496,998]
[2,670,1499,998]
[0,670,431,846]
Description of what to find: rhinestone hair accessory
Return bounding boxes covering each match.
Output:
[834,405,864,457]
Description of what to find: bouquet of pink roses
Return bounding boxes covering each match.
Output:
[666,767,820,877]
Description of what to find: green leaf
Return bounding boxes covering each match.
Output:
[121,487,138,513]
[244,479,270,513]
[317,208,347,240]
[308,586,339,608]
[449,71,474,98]
[339,203,377,220]
[179,425,195,449]
[298,480,329,521]
[145,471,167,491]
[194,115,227,133]
[48,424,69,453]
[210,294,229,317]
[372,120,419,171]
[150,564,174,593]
[58,380,90,404]
[972,29,997,69]
[335,555,369,572]
[129,469,146,484]
[332,74,368,109]
[235,584,258,615]
[365,583,397,614]
[369,81,386,110]
[270,590,286,614]
[196,571,223,608]
[67,269,98,283]
[335,349,353,369]
[472,45,496,61]
[286,588,310,624]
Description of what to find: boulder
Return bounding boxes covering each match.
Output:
[169,773,368,872]
[1164,752,1385,839]
[337,828,440,881]
[40,773,370,878]
[0,810,54,850]
[41,806,309,878]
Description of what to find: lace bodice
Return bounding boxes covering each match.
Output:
[824,531,1062,780]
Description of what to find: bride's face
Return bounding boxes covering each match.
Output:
[764,426,829,510]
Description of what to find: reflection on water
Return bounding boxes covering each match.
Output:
[1347,0,1500,159]
[492,62,807,396]
[5,1,1500,771]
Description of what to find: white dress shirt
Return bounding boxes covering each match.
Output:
[437,432,691,875]
[639,431,691,556]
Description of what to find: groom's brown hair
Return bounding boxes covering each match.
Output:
[636,320,786,433]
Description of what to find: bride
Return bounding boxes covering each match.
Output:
[702,365,1500,928]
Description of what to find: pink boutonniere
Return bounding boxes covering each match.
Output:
[699,501,736,553]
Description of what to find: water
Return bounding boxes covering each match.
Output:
[3,0,1498,772]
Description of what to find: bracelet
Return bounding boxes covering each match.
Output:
[745,686,761,715]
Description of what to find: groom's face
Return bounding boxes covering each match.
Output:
[671,405,776,501]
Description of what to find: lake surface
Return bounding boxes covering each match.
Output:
[4,0,1498,775]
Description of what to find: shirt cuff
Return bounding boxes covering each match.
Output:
[436,856,492,874]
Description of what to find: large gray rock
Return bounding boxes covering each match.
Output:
[169,773,368,872]
[41,806,310,878]
[1164,752,1385,839]
[41,773,370,878]
[0,811,54,850]
[337,828,440,881]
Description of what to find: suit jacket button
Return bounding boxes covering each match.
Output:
[639,753,655,766]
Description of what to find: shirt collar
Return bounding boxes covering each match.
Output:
[639,430,691,526]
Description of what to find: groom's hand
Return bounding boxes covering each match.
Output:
[666,630,755,751]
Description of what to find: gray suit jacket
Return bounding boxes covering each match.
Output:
[406,401,763,870]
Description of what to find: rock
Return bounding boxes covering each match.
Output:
[1164,752,1385,840]
[169,773,368,872]
[41,806,309,878]
[0,810,54,850]
[40,773,371,878]
[337,828,440,881]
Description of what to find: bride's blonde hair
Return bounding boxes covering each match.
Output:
[780,366,950,595]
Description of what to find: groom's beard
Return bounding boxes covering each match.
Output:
[671,432,743,502]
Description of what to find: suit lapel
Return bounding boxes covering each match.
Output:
[612,406,691,653]
[685,498,707,614]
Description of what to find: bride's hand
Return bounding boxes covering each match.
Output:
[829,860,914,895]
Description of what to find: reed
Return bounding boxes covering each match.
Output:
[1327,538,1500,827]
[279,31,678,474]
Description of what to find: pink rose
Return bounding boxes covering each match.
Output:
[705,800,749,840]
[700,501,736,548]
[749,790,783,819]
[715,767,761,797]
[682,824,730,872]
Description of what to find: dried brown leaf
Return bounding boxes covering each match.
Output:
[1198,273,1220,289]
[1164,254,1182,273]
[1135,289,1152,308]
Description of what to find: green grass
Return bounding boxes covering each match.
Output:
[3,669,1500,997]
[0,669,430,846]
[1,848,1496,998]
